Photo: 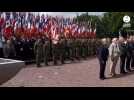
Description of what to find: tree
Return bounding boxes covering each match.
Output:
[76,12,134,38]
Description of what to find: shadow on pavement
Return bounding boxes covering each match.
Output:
[106,71,134,80]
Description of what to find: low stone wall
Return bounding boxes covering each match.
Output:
[0,58,25,85]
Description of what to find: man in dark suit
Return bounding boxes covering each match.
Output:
[97,38,109,80]
[130,35,134,70]
[126,36,133,72]
[119,36,127,74]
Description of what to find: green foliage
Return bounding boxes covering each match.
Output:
[75,12,134,38]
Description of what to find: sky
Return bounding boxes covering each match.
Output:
[35,12,105,18]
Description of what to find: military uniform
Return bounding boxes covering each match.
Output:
[84,39,88,58]
[90,39,94,56]
[65,39,70,60]
[43,38,50,66]
[78,39,83,58]
[34,39,43,67]
[72,38,77,60]
[81,39,86,58]
[59,38,66,64]
[68,38,74,61]
[52,35,60,65]
[75,39,80,60]
[87,39,91,57]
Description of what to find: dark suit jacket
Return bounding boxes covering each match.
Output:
[97,45,109,62]
[126,42,133,57]
[119,42,127,56]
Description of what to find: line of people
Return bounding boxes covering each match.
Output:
[34,35,100,67]
[97,36,134,80]
[0,35,35,61]
[0,34,100,66]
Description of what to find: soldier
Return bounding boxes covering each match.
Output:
[71,37,77,60]
[69,38,74,61]
[89,39,93,56]
[79,38,83,58]
[64,37,70,60]
[43,36,50,66]
[34,38,43,67]
[81,38,87,59]
[52,33,60,65]
[59,35,66,64]
[66,37,73,61]
[92,39,96,56]
[75,38,80,60]
[87,39,91,57]
[84,38,88,59]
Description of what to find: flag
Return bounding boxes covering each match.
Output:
[93,28,96,38]
[4,24,13,40]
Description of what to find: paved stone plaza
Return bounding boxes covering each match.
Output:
[1,57,134,87]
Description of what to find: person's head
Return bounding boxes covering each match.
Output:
[101,38,107,45]
[112,38,118,44]
[119,36,124,43]
[128,35,133,42]
[7,39,11,45]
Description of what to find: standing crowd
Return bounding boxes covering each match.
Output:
[31,36,99,67]
[0,12,97,65]
[97,35,134,80]
[0,34,99,66]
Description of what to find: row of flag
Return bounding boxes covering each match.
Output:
[0,12,96,40]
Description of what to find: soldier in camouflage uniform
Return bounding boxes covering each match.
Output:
[65,38,70,60]
[81,39,86,58]
[90,39,95,56]
[75,38,80,60]
[79,38,83,58]
[67,38,74,61]
[34,38,43,67]
[59,35,66,64]
[43,36,51,66]
[85,38,89,58]
[72,37,77,60]
[87,39,91,57]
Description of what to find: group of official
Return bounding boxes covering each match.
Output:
[97,35,134,80]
